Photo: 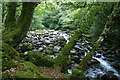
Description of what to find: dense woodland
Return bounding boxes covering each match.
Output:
[1,1,120,79]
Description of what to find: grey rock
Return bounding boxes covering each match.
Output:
[45,49,53,54]
[40,38,45,41]
[89,58,100,65]
[38,47,43,51]
[43,40,51,44]
[101,72,118,80]
[54,46,61,51]
[36,42,42,45]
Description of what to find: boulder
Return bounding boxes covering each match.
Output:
[113,62,120,70]
[103,47,109,52]
[40,38,45,42]
[38,47,43,52]
[101,72,118,80]
[20,43,32,52]
[74,45,80,49]
[71,56,80,64]
[54,46,61,51]
[70,49,77,54]
[44,34,49,37]
[45,49,53,54]
[106,58,114,62]
[25,51,55,67]
[95,54,101,58]
[53,49,59,53]
[43,40,51,45]
[89,58,100,65]
[36,42,42,45]
[49,44,54,47]
[61,42,66,47]
[107,50,115,54]
[71,69,85,79]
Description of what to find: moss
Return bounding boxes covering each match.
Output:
[15,61,47,78]
[24,51,55,67]
[15,70,35,78]
[2,61,49,79]
[54,31,81,73]
[2,58,15,71]
[2,43,20,71]
[78,51,94,70]
[2,43,20,59]
[2,73,10,79]
[2,52,16,71]
[71,69,85,80]
[21,43,32,52]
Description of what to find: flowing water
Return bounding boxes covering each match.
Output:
[20,29,120,79]
[57,30,120,79]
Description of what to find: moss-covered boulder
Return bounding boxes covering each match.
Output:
[71,69,85,79]
[24,51,55,67]
[20,43,32,52]
[2,61,49,79]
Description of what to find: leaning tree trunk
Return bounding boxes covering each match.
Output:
[55,5,102,73]
[3,2,38,48]
[71,2,120,79]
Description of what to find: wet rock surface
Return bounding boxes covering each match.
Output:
[18,30,69,55]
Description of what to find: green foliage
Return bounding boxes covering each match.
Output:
[16,3,22,19]
[30,2,57,30]
[89,3,112,41]
[42,2,71,30]
[89,2,120,47]
[30,24,46,30]
[2,73,10,78]
[42,9,62,29]
[62,8,87,30]
[2,2,7,23]
[42,2,99,30]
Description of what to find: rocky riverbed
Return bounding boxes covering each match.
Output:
[17,29,120,80]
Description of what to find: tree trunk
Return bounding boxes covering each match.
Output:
[55,5,102,73]
[71,2,120,78]
[78,2,119,70]
[3,2,38,47]
[4,2,17,30]
[55,31,82,73]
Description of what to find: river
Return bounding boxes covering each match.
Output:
[18,29,120,80]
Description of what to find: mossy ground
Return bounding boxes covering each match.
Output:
[2,61,49,79]
[2,47,68,79]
